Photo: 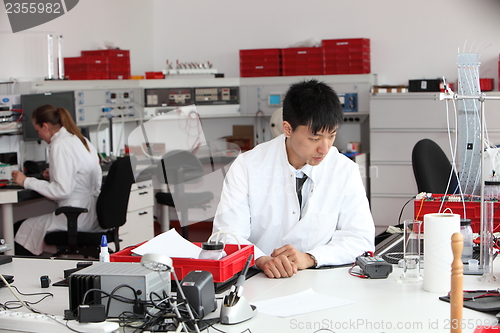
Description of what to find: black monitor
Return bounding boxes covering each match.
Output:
[20,91,76,142]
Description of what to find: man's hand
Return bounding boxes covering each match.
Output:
[271,244,315,270]
[11,170,26,187]
[255,255,297,278]
[42,169,50,181]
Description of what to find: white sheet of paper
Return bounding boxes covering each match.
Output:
[131,229,202,258]
[251,288,355,317]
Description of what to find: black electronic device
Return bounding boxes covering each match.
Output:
[355,254,393,279]
[180,270,217,319]
[20,91,76,142]
[0,274,14,287]
[40,275,51,288]
[0,255,13,265]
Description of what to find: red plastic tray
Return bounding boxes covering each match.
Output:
[414,195,500,233]
[110,242,254,283]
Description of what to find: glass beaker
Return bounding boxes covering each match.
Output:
[398,219,423,283]
[478,181,499,282]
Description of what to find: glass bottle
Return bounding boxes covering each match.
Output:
[198,241,227,260]
[460,219,473,263]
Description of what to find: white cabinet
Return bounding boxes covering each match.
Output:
[370,93,453,230]
[370,91,500,230]
[119,179,155,248]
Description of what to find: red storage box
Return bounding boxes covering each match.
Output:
[109,71,131,80]
[110,243,254,283]
[322,38,370,53]
[239,48,281,77]
[480,78,494,91]
[322,38,371,75]
[281,47,323,76]
[414,195,500,233]
[65,63,109,73]
[145,71,164,79]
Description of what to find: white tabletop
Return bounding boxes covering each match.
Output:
[1,257,499,333]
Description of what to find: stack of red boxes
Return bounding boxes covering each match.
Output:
[281,47,323,76]
[479,78,494,91]
[64,49,130,80]
[239,48,282,77]
[322,38,370,75]
[239,38,371,77]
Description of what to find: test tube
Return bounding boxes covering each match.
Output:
[47,34,54,80]
[398,219,423,283]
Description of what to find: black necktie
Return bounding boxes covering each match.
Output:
[296,174,308,208]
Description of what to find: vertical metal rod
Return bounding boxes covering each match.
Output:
[479,97,485,269]
[108,116,114,158]
[57,35,64,80]
[47,34,54,80]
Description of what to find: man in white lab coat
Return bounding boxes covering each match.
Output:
[213,79,375,278]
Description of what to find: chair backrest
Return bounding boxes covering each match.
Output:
[156,150,204,185]
[96,156,135,229]
[412,138,458,194]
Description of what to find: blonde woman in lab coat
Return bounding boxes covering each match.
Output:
[12,104,103,256]
[213,79,375,278]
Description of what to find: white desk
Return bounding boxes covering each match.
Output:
[0,189,48,256]
[0,190,23,256]
[1,257,499,333]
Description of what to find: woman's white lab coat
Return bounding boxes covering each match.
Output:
[15,127,103,255]
[213,134,375,267]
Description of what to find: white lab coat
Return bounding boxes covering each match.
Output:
[15,127,103,255]
[213,134,375,266]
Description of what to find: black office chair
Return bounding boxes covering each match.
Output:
[155,150,214,239]
[44,156,135,258]
[412,138,458,194]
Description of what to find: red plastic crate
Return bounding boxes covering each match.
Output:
[414,195,500,233]
[109,71,131,80]
[322,38,370,52]
[110,243,254,283]
[109,62,131,72]
[240,48,281,77]
[240,64,281,77]
[281,47,323,76]
[145,71,165,79]
[480,78,494,91]
[65,63,109,72]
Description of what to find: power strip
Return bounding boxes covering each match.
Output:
[0,309,120,333]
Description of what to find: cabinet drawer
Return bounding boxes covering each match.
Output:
[370,131,452,162]
[370,164,417,195]
[131,180,153,192]
[128,187,154,212]
[122,206,154,247]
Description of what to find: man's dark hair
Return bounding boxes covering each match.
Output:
[282,79,343,134]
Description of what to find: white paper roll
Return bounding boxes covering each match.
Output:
[423,213,460,293]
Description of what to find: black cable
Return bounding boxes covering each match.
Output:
[397,195,417,227]
[1,286,53,310]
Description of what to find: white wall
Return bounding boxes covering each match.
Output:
[152,0,500,86]
[2,0,500,86]
[0,0,155,81]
